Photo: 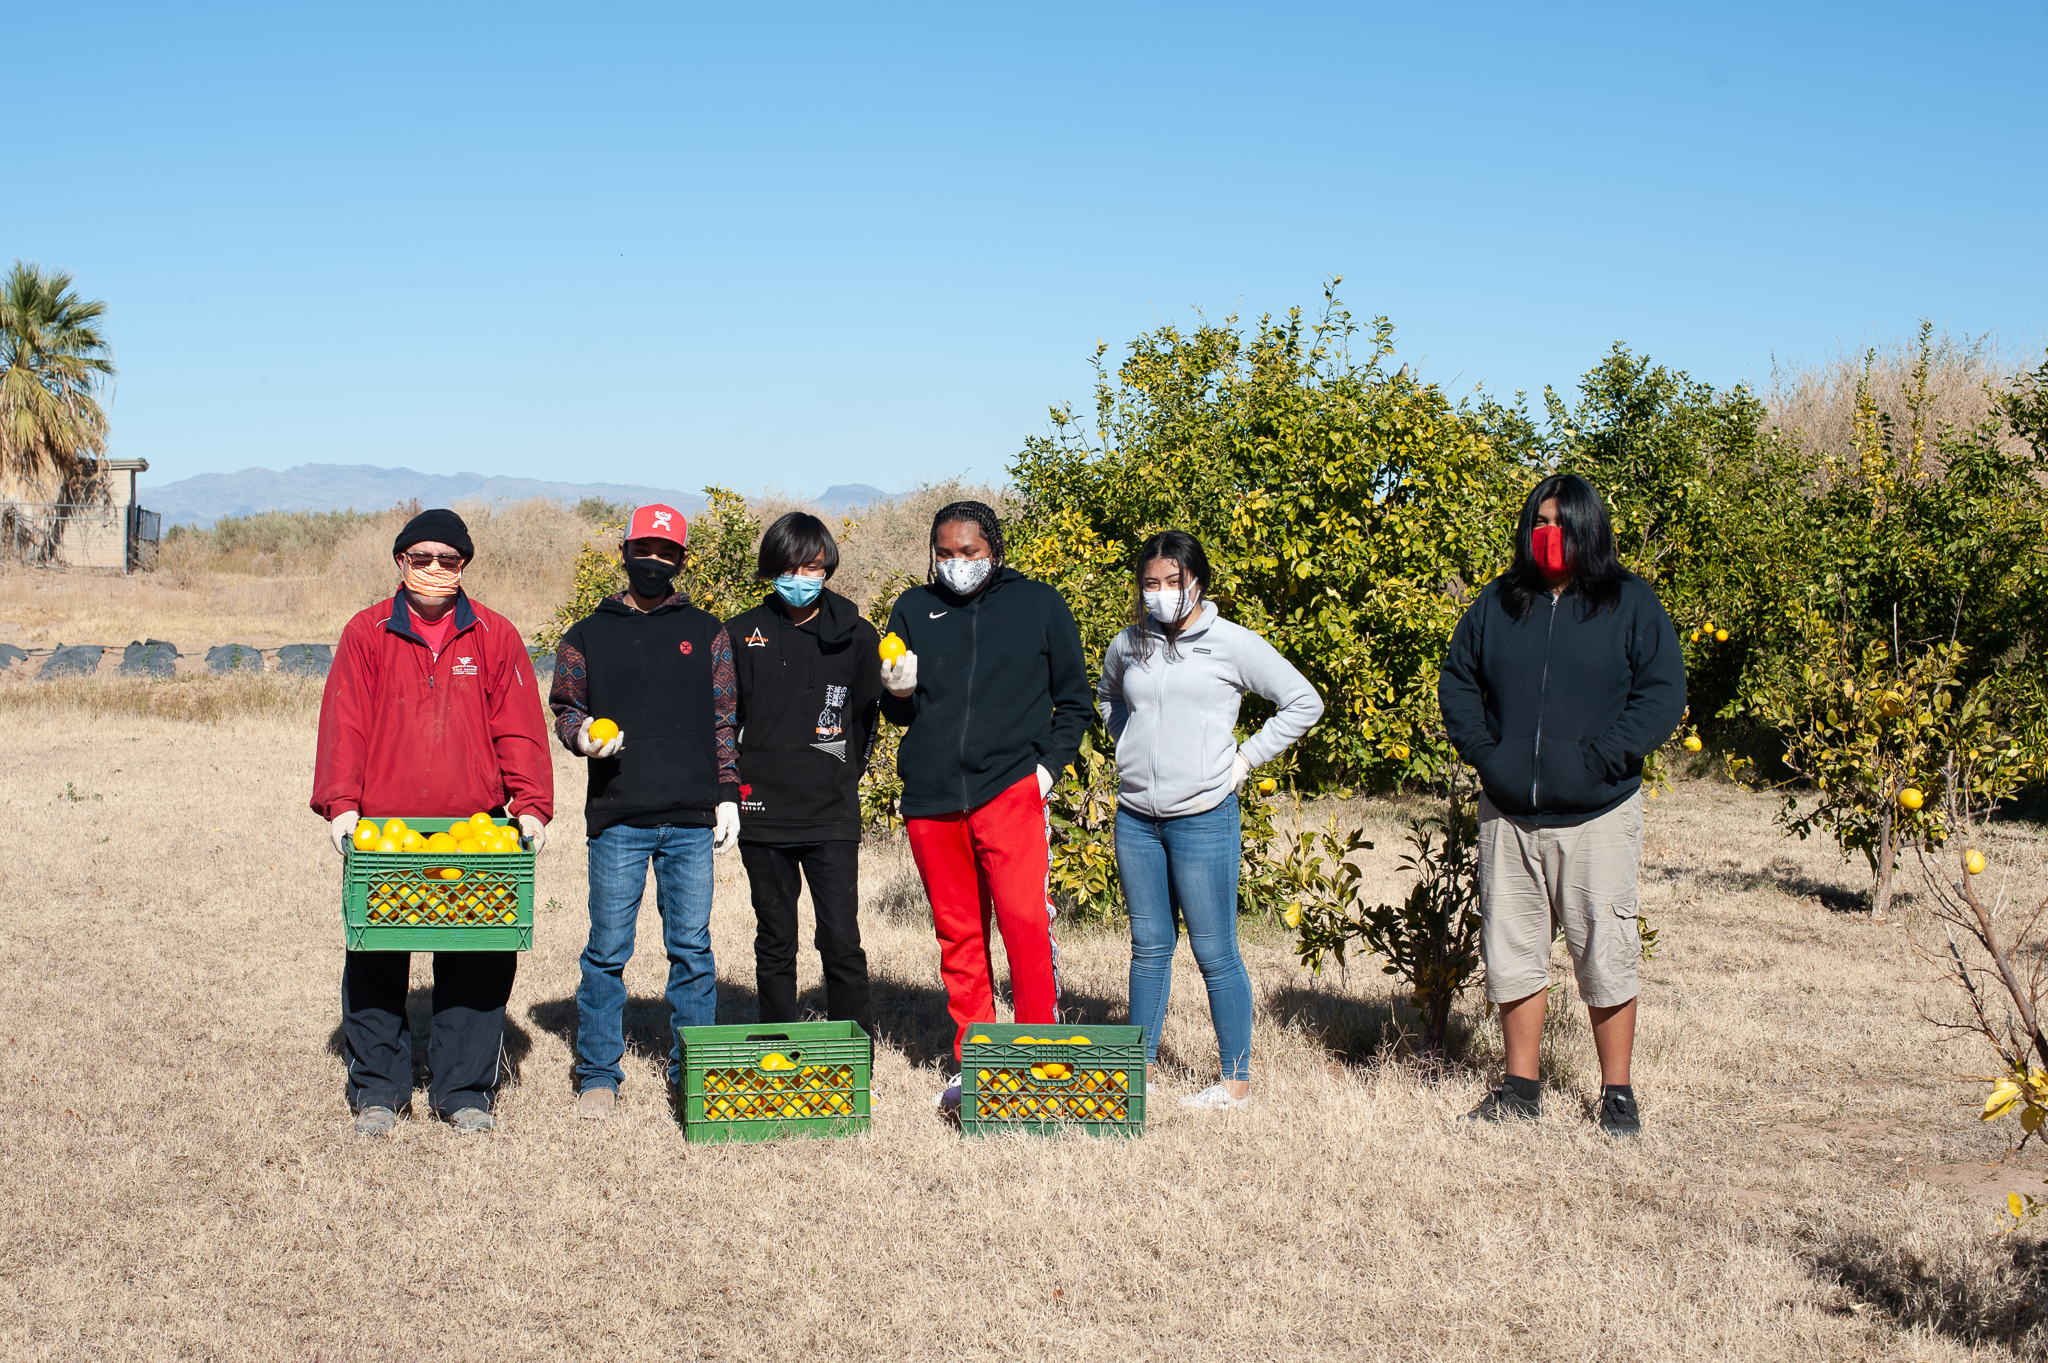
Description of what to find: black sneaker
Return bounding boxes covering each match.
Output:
[1461,1085,1541,1122]
[1598,1089,1642,1137]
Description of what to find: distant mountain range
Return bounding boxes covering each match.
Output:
[138,465,893,527]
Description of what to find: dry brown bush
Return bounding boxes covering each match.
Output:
[6,710,2048,1358]
[832,479,1019,616]
[1767,330,2034,457]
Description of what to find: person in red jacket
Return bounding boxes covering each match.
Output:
[311,509,555,1138]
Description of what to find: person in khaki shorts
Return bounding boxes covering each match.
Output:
[1438,473,1685,1135]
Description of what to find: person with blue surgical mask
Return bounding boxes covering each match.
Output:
[725,512,884,1034]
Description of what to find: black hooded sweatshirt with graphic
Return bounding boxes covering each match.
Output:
[726,588,883,843]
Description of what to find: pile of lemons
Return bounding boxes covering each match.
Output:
[352,812,525,867]
[700,1059,860,1120]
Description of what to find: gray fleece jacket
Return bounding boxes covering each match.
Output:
[1097,602,1325,819]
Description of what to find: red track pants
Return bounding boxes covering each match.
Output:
[905,772,1061,1061]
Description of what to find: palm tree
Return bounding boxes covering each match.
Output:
[0,262,115,560]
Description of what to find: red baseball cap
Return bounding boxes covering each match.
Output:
[625,503,688,548]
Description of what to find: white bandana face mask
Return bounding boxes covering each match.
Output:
[1144,587,1197,625]
[936,557,993,596]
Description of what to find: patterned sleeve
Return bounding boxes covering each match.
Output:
[711,625,742,799]
[548,639,590,753]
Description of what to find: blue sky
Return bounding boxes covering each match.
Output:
[12,2,2044,497]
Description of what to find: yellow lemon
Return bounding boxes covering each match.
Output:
[1013,1036,1034,1045]
[968,1034,992,1044]
[374,836,400,852]
[1067,1036,1089,1045]
[1257,778,1277,793]
[878,633,906,662]
[1683,735,1703,752]
[588,717,619,745]
[352,822,382,850]
[1898,787,1925,810]
[456,838,483,855]
[1965,848,1987,875]
[425,831,459,853]
[1689,630,1702,643]
[400,829,426,851]
[439,867,463,881]
[1714,629,1729,642]
[1393,745,1410,761]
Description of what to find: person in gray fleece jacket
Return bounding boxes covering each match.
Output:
[1097,530,1323,1109]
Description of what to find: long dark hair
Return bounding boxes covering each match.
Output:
[1499,473,1627,620]
[1129,530,1211,662]
[756,512,840,580]
[927,500,1005,582]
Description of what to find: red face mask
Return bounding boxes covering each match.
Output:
[1531,525,1571,576]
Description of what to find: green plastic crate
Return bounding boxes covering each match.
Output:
[959,1022,1146,1137]
[676,1021,872,1143]
[341,816,535,951]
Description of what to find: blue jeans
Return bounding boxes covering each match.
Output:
[576,823,717,1091]
[1117,794,1253,1081]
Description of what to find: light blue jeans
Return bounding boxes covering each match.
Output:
[1117,793,1253,1081]
[576,823,717,1091]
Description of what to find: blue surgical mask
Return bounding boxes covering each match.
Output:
[774,574,824,607]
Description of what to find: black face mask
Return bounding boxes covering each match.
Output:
[625,555,680,600]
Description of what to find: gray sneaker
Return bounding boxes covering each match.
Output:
[448,1107,497,1134]
[353,1105,399,1137]
[1461,1086,1541,1123]
[577,1086,617,1121]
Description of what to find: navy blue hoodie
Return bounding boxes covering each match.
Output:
[1438,573,1685,825]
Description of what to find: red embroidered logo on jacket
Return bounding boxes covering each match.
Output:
[679,641,693,655]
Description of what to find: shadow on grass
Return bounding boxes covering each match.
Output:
[1268,980,1488,1072]
[1647,854,1901,915]
[1814,1232,2048,1356]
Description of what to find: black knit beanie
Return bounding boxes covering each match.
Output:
[393,508,474,561]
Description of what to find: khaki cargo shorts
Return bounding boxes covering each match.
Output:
[1476,790,1644,1008]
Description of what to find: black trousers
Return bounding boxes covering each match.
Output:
[738,840,872,1034]
[341,951,517,1115]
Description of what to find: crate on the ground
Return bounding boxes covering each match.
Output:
[341,817,535,951]
[959,1023,1146,1137]
[676,1021,872,1144]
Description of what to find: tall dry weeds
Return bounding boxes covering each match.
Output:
[1767,330,2031,457]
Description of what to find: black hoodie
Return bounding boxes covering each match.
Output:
[880,567,1093,820]
[726,589,883,843]
[1437,573,1686,825]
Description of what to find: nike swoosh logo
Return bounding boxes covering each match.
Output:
[929,611,947,618]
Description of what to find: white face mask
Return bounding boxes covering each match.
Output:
[1144,587,1197,625]
[936,557,993,596]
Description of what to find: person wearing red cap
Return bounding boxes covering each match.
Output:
[548,504,742,1121]
[312,507,555,1138]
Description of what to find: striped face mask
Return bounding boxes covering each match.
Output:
[403,560,464,598]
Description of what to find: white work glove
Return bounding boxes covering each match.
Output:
[1037,764,1054,800]
[329,810,360,856]
[880,651,918,698]
[518,813,548,854]
[1231,751,1252,793]
[575,717,625,758]
[712,801,740,854]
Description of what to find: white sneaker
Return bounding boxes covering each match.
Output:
[934,1076,962,1115]
[1180,1083,1249,1110]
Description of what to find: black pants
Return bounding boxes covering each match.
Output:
[738,840,872,1034]
[341,951,517,1115]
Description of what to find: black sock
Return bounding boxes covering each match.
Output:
[1603,1083,1635,1103]
[1504,1074,1541,1103]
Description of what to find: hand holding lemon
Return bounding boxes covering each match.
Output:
[578,715,625,758]
[879,633,917,697]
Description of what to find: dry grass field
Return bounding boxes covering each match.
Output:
[4,676,2048,1361]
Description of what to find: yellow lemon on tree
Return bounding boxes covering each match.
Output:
[878,633,906,662]
[1965,848,1987,875]
[1704,621,1716,632]
[1257,778,1277,793]
[588,717,619,745]
[1690,630,1702,643]
[1683,735,1703,752]
[1898,787,1925,810]
[1714,629,1730,642]
[1393,745,1410,761]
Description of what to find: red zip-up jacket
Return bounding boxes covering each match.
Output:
[310,591,555,824]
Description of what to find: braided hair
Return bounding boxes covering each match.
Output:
[928,500,1005,582]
